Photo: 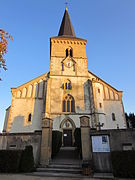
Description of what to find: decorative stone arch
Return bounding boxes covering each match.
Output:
[17,90,21,98]
[22,87,27,98]
[63,79,72,90]
[62,94,75,112]
[60,117,76,129]
[60,117,76,147]
[65,46,73,57]
[27,85,33,98]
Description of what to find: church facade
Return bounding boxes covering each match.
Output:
[2,8,127,164]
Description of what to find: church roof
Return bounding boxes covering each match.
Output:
[58,8,76,37]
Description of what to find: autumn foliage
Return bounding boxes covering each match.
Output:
[0,29,13,80]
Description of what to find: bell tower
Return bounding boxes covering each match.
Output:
[50,8,88,77]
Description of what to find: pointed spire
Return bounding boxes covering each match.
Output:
[58,8,76,37]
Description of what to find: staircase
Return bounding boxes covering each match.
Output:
[34,147,85,177]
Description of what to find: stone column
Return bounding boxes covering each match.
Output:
[40,118,53,166]
[80,116,92,161]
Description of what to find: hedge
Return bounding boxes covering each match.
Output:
[19,145,35,172]
[111,151,135,178]
[52,130,62,158]
[74,128,82,158]
[0,150,22,173]
[0,145,34,173]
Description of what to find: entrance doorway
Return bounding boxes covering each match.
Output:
[63,129,72,147]
[60,118,76,147]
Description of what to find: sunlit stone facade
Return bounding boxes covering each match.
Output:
[4,8,127,136]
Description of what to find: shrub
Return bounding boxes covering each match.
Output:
[74,128,82,158]
[19,145,35,172]
[52,131,62,158]
[0,150,22,173]
[111,151,135,178]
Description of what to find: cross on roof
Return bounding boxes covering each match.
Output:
[65,1,68,9]
[58,3,76,37]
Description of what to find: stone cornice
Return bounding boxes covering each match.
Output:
[11,72,49,92]
[89,70,123,93]
[50,37,87,45]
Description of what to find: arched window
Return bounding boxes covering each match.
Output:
[66,49,68,57]
[62,94,75,112]
[65,48,73,57]
[73,64,75,71]
[68,82,71,90]
[65,82,68,89]
[62,63,64,71]
[28,113,32,122]
[64,80,72,90]
[112,113,116,121]
[70,49,73,57]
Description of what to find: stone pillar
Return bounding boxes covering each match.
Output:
[80,116,92,161]
[40,118,53,166]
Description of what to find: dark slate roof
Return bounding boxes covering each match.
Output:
[58,8,76,37]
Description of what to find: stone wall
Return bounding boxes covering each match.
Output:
[90,129,135,172]
[90,129,135,151]
[0,131,41,166]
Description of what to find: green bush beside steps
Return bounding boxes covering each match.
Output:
[0,145,34,173]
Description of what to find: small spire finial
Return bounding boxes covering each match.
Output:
[65,0,68,10]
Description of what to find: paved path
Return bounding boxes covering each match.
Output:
[0,174,103,180]
[52,147,81,165]
[0,174,133,180]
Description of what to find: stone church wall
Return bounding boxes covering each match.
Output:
[3,106,10,132]
[9,98,43,133]
[6,75,48,133]
[88,73,126,130]
[47,77,92,117]
[103,101,126,129]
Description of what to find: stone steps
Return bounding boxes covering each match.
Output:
[48,163,81,169]
[34,147,84,178]
[29,171,88,178]
[37,167,82,174]
[35,162,83,178]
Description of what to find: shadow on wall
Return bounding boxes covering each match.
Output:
[10,116,25,133]
[8,79,47,133]
[84,80,91,112]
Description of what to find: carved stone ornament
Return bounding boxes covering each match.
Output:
[80,116,90,127]
[42,118,52,128]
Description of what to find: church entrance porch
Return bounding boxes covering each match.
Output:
[60,118,76,147]
[63,129,72,147]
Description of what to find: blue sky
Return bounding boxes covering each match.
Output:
[0,0,135,131]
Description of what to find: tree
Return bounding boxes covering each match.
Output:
[125,113,135,128]
[0,29,13,80]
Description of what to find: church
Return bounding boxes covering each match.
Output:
[1,8,127,166]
